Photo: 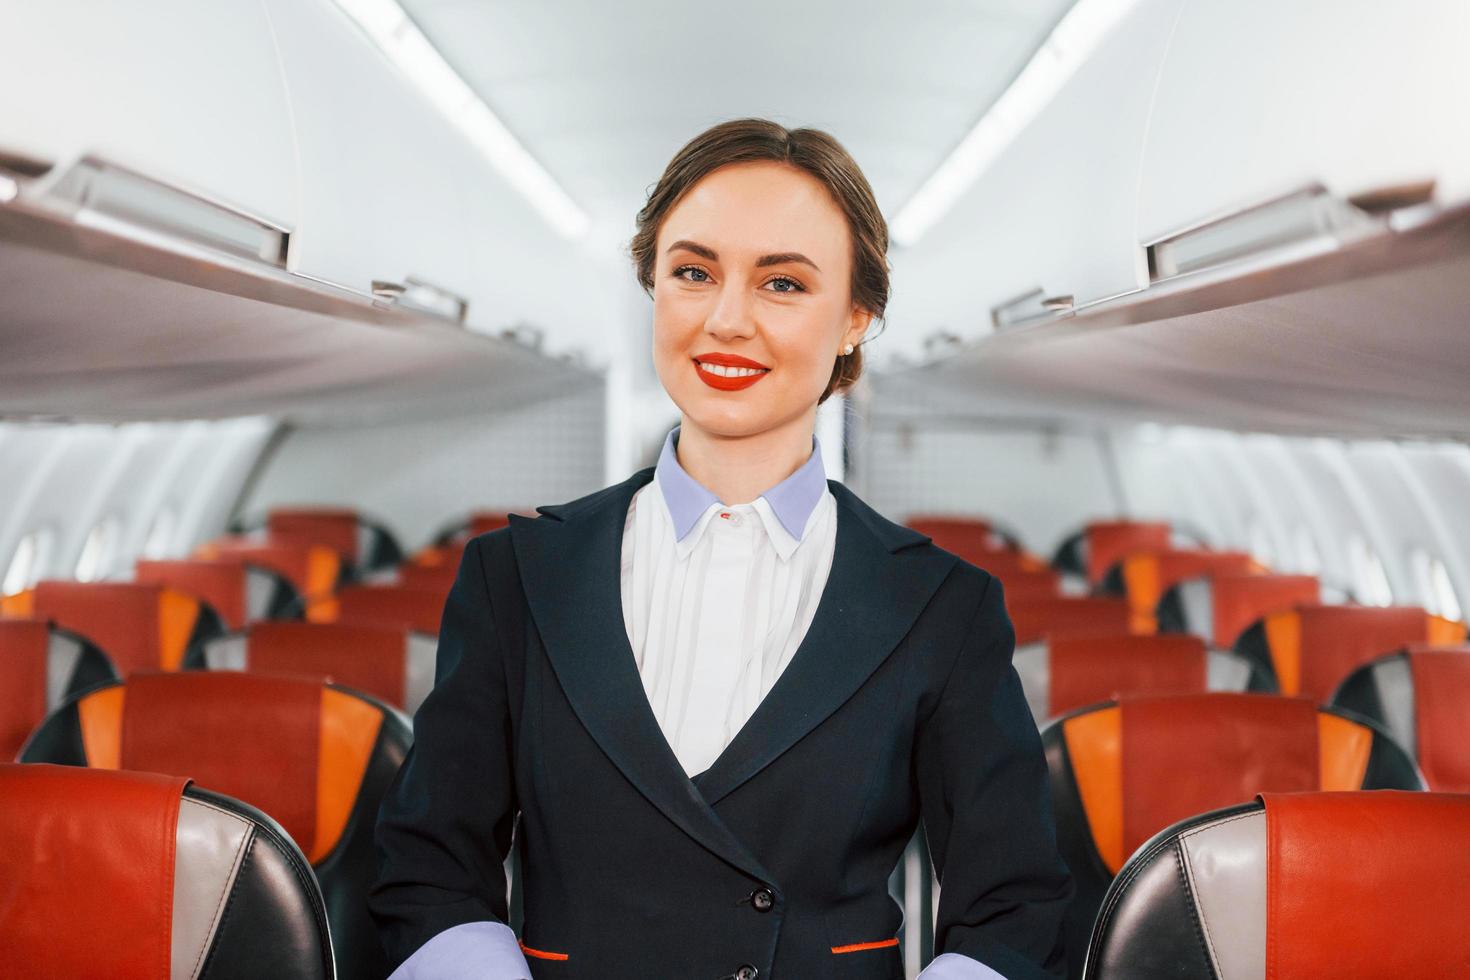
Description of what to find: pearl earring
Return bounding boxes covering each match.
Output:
[843,343,854,355]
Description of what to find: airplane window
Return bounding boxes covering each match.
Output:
[1409,547,1462,619]
[1348,534,1393,607]
[74,517,119,582]
[1431,556,1463,622]
[1247,519,1275,568]
[141,506,177,559]
[1292,524,1321,575]
[2,528,54,594]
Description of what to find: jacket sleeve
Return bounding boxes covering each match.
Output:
[369,534,530,976]
[914,574,1075,980]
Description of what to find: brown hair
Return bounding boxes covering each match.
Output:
[629,118,889,404]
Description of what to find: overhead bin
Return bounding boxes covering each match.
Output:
[0,2,297,231]
[1137,0,1470,247]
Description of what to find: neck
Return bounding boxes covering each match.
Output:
[674,413,817,505]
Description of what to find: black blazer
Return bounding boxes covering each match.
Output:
[370,466,1073,979]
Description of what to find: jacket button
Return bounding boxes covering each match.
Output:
[735,967,759,980]
[750,887,774,912]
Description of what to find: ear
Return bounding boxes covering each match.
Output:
[845,307,874,348]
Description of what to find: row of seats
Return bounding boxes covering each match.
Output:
[4,505,1467,978]
[0,506,521,760]
[0,505,524,978]
[907,514,1470,975]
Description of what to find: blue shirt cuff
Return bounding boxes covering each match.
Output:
[918,952,1009,980]
[387,921,533,980]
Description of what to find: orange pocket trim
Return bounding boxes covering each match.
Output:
[519,941,570,961]
[831,938,899,954]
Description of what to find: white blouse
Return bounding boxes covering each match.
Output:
[619,426,837,778]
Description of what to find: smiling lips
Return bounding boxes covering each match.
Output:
[693,353,771,391]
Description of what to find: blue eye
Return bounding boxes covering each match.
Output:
[765,276,805,293]
[673,265,709,282]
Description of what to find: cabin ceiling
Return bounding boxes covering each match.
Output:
[400,0,1074,240]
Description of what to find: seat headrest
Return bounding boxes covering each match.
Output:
[1,620,51,761]
[1203,572,1319,647]
[0,763,333,979]
[1085,792,1470,979]
[1260,604,1466,699]
[196,537,342,600]
[1084,521,1172,583]
[211,620,417,711]
[1116,549,1259,616]
[1407,648,1470,792]
[1053,693,1386,873]
[0,763,190,976]
[1009,596,1140,646]
[134,558,261,631]
[60,672,387,863]
[308,583,446,634]
[2,581,216,674]
[1047,634,1207,717]
[267,507,362,564]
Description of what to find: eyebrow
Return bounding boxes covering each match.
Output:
[665,239,821,272]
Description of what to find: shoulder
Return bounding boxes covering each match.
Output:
[829,480,997,592]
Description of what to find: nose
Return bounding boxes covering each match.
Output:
[704,281,757,343]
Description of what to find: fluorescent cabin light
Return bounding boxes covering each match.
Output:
[334,0,590,240]
[890,0,1141,247]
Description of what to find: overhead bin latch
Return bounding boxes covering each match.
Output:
[1144,180,1438,283]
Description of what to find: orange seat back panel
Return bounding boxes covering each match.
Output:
[0,763,186,978]
[1263,791,1470,978]
[1048,634,1207,717]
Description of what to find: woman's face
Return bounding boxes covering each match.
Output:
[651,160,870,439]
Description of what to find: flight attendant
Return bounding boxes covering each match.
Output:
[370,118,1073,979]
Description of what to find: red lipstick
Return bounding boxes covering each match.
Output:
[693,352,771,391]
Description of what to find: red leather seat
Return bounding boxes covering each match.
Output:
[1042,692,1422,977]
[1,580,224,674]
[19,671,411,979]
[1158,571,1319,647]
[247,505,404,573]
[195,536,346,604]
[306,582,447,635]
[1052,520,1173,585]
[1235,603,1467,700]
[905,515,1022,556]
[0,620,117,760]
[0,763,334,979]
[1097,548,1262,621]
[1084,791,1470,979]
[1332,646,1470,791]
[135,556,299,629]
[1013,633,1274,723]
[190,620,437,714]
[1008,596,1143,647]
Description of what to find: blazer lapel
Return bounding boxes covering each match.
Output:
[509,466,957,880]
[690,480,956,806]
[510,466,777,884]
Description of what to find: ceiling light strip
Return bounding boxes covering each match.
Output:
[890,0,1142,247]
[334,0,590,239]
